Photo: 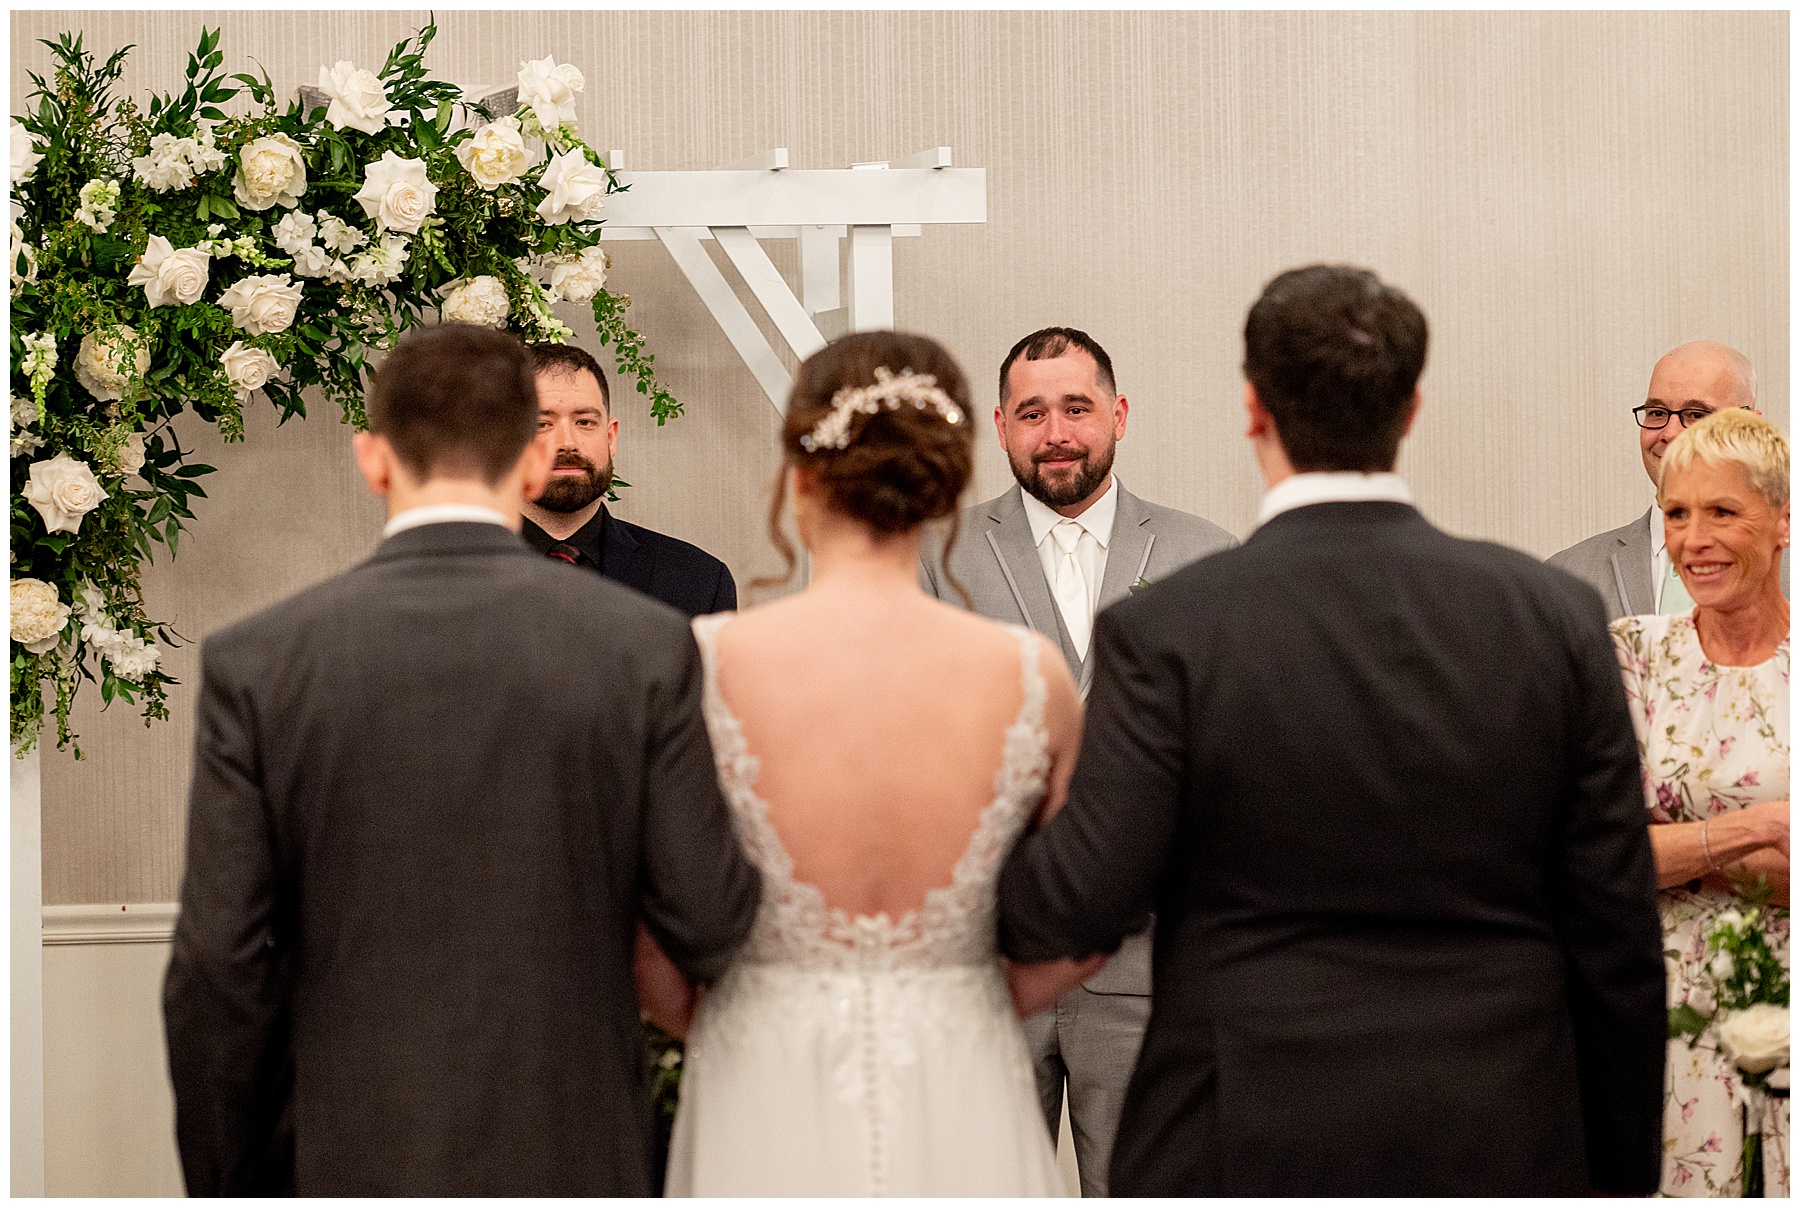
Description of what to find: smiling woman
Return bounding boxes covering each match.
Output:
[1611,407,1790,1196]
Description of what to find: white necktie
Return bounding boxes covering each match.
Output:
[1050,519,1091,661]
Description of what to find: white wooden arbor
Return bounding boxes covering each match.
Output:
[598,144,987,412]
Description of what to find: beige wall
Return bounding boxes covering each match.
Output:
[13,10,1787,904]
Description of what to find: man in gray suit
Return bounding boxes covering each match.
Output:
[163,325,760,1195]
[1548,341,1773,617]
[920,326,1234,1195]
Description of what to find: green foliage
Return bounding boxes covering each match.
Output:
[10,24,679,753]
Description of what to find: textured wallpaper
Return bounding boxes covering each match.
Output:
[11,10,1787,903]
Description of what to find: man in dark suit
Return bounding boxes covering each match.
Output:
[162,325,760,1196]
[521,343,735,616]
[997,265,1667,1196]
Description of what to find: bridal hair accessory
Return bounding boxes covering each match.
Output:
[798,367,964,452]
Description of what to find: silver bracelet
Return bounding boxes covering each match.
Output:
[1701,818,1716,872]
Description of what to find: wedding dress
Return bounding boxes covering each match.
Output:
[664,614,1067,1197]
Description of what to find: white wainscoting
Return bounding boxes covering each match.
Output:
[42,904,183,1198]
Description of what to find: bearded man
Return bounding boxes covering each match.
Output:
[522,344,736,616]
[919,326,1234,1195]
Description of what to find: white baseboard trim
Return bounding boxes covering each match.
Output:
[42,904,179,946]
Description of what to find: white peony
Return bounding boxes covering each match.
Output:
[352,151,437,235]
[535,149,607,226]
[11,120,42,186]
[117,431,147,478]
[220,340,280,398]
[216,273,304,336]
[550,245,608,303]
[1717,1003,1789,1075]
[317,214,366,253]
[271,210,318,256]
[516,56,585,129]
[440,276,511,327]
[10,578,70,654]
[126,235,211,307]
[317,61,393,135]
[22,453,108,535]
[455,117,530,189]
[233,133,307,212]
[73,325,149,402]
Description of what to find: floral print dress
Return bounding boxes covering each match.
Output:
[1613,614,1790,1197]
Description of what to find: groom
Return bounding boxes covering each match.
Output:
[997,267,1667,1195]
[162,324,760,1196]
[920,326,1234,1195]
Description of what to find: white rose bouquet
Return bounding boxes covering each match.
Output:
[10,20,678,753]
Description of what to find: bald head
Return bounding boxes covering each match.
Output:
[1638,341,1759,488]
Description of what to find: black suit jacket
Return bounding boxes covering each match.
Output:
[522,507,736,617]
[163,522,760,1196]
[998,501,1665,1196]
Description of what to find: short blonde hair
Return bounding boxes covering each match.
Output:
[1659,407,1789,510]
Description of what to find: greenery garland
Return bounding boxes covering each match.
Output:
[10,22,681,755]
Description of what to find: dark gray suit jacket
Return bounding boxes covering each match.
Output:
[998,502,1666,1196]
[920,480,1235,993]
[163,522,760,1197]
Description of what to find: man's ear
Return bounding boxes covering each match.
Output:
[1401,387,1422,437]
[353,431,394,499]
[1243,382,1273,438]
[519,433,556,503]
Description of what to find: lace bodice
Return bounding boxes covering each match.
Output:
[691,613,1051,973]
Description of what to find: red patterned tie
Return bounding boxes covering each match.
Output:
[547,543,581,566]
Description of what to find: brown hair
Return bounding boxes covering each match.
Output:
[526,341,610,410]
[366,324,538,484]
[757,331,975,603]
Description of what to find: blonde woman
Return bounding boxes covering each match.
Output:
[1612,407,1790,1196]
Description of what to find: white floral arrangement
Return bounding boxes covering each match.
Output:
[10,24,681,754]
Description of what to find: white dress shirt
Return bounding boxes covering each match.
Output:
[1651,506,1670,611]
[1254,471,1415,529]
[383,503,512,538]
[1021,475,1119,660]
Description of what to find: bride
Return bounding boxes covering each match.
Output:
[641,331,1103,1196]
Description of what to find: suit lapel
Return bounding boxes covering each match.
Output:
[1097,482,1153,611]
[599,507,654,595]
[1611,507,1654,616]
[987,486,1081,672]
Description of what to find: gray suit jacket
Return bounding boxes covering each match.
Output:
[163,522,761,1196]
[920,481,1236,992]
[1548,506,1789,621]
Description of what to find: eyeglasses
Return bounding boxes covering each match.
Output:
[1632,404,1729,430]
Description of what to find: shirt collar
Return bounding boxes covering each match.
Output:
[520,506,608,565]
[383,503,512,538]
[1255,471,1414,528]
[1020,475,1119,548]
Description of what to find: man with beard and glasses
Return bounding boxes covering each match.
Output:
[522,343,736,616]
[919,326,1234,1196]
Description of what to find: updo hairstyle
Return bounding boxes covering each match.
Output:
[760,331,976,600]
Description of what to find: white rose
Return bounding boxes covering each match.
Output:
[515,56,585,129]
[550,245,608,304]
[10,578,69,654]
[126,235,211,308]
[535,149,607,226]
[117,431,147,478]
[216,274,303,336]
[233,133,307,212]
[455,117,531,190]
[1718,1003,1789,1075]
[351,151,437,235]
[12,120,42,186]
[317,61,393,135]
[271,211,318,256]
[440,276,511,327]
[73,325,150,402]
[220,340,280,397]
[22,453,108,535]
